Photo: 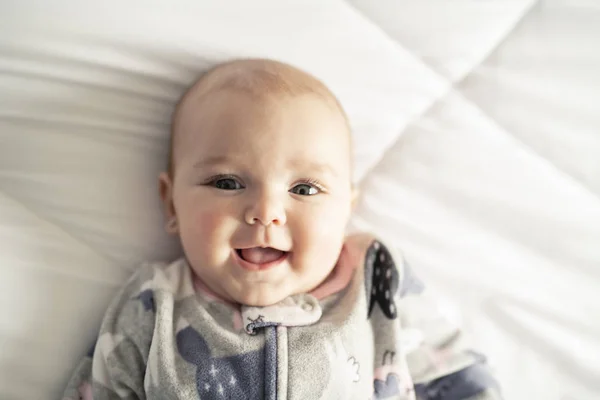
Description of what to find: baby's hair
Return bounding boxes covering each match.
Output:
[167,58,350,177]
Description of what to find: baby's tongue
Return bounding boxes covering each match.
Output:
[240,247,284,264]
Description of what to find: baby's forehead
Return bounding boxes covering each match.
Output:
[176,59,345,119]
[169,59,351,173]
[182,59,341,103]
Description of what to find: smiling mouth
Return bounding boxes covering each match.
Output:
[234,247,289,271]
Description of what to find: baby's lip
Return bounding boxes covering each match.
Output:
[234,247,290,259]
[235,244,290,252]
[232,248,289,271]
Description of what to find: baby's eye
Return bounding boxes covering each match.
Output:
[212,177,244,191]
[290,183,320,196]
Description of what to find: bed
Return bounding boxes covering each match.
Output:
[1,1,599,399]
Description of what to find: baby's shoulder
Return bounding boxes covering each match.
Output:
[120,258,193,298]
[343,232,405,272]
[344,232,424,317]
[100,258,193,327]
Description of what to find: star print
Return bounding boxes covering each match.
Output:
[230,376,237,385]
[177,325,265,398]
[217,384,224,395]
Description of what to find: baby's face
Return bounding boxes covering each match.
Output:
[163,90,353,306]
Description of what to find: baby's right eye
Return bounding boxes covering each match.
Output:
[206,175,244,190]
[212,177,244,191]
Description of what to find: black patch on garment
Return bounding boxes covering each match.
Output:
[373,373,401,398]
[136,289,156,313]
[366,241,400,319]
[414,363,500,400]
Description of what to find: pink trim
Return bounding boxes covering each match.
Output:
[192,274,237,306]
[192,272,244,331]
[309,244,358,300]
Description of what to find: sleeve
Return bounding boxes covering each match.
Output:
[391,246,503,400]
[62,264,158,400]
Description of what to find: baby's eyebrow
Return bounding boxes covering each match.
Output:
[193,155,231,169]
[288,159,338,177]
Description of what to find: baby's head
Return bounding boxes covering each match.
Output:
[159,59,355,306]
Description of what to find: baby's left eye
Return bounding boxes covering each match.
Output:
[290,183,320,196]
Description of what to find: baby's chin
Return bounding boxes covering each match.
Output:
[222,270,332,307]
[230,270,338,307]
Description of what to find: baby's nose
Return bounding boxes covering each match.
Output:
[244,193,286,226]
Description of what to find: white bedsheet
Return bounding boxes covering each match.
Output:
[1,1,599,399]
[347,1,600,399]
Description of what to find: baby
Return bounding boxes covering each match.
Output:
[63,59,501,400]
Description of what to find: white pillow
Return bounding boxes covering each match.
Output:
[0,0,447,398]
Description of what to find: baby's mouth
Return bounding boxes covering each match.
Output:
[236,247,287,265]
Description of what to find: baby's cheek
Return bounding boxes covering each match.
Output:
[300,208,347,262]
[193,209,223,234]
[181,208,234,267]
[189,208,237,245]
[311,203,350,238]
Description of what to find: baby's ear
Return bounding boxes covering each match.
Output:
[158,172,178,234]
